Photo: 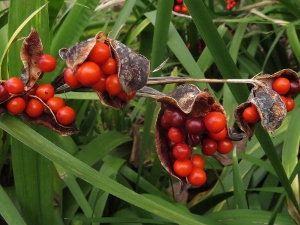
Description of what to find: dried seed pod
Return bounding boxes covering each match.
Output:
[235,75,288,138]
[20,29,44,91]
[154,84,242,189]
[55,31,149,109]
[0,29,78,135]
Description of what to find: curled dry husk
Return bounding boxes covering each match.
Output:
[55,31,150,109]
[234,69,299,138]
[0,29,78,136]
[153,84,243,189]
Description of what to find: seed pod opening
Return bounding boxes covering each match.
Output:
[234,70,295,138]
[154,84,241,190]
[55,31,149,109]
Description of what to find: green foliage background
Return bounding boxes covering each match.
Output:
[0,0,299,224]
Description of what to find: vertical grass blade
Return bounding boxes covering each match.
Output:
[184,0,249,104]
[232,149,248,209]
[0,185,26,225]
[140,0,173,188]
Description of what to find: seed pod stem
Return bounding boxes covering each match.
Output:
[147,77,264,86]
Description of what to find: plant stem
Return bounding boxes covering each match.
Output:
[146,76,261,86]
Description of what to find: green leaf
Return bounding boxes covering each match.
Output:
[207,209,295,225]
[0,114,216,225]
[0,185,26,225]
[232,149,248,209]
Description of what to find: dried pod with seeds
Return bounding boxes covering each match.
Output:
[234,70,295,138]
[0,29,78,135]
[153,84,243,190]
[54,31,149,109]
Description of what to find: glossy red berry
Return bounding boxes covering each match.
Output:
[285,97,295,112]
[46,97,65,113]
[0,85,9,102]
[105,74,123,96]
[208,127,227,141]
[26,99,44,117]
[175,0,183,3]
[280,95,287,106]
[37,54,57,72]
[76,62,101,86]
[161,114,171,130]
[185,117,205,135]
[187,167,206,186]
[181,5,188,13]
[4,77,24,94]
[36,84,55,101]
[91,69,107,92]
[188,134,201,147]
[242,105,260,123]
[287,81,300,95]
[56,106,76,125]
[163,107,185,127]
[172,143,191,160]
[217,138,233,154]
[204,111,226,133]
[173,159,193,177]
[173,5,181,13]
[6,97,26,114]
[272,77,290,95]
[191,154,205,169]
[88,42,111,65]
[64,68,81,88]
[168,127,184,143]
[101,57,117,75]
[202,138,217,156]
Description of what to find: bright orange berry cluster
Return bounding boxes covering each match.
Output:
[0,55,76,126]
[226,0,237,10]
[63,42,135,101]
[160,104,233,186]
[173,0,188,14]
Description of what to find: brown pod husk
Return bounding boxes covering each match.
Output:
[20,28,44,91]
[234,83,286,138]
[108,39,149,95]
[154,84,240,190]
[56,31,149,109]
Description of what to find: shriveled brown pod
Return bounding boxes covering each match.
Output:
[235,80,286,138]
[107,38,149,96]
[154,84,242,190]
[20,28,44,91]
[56,31,150,109]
